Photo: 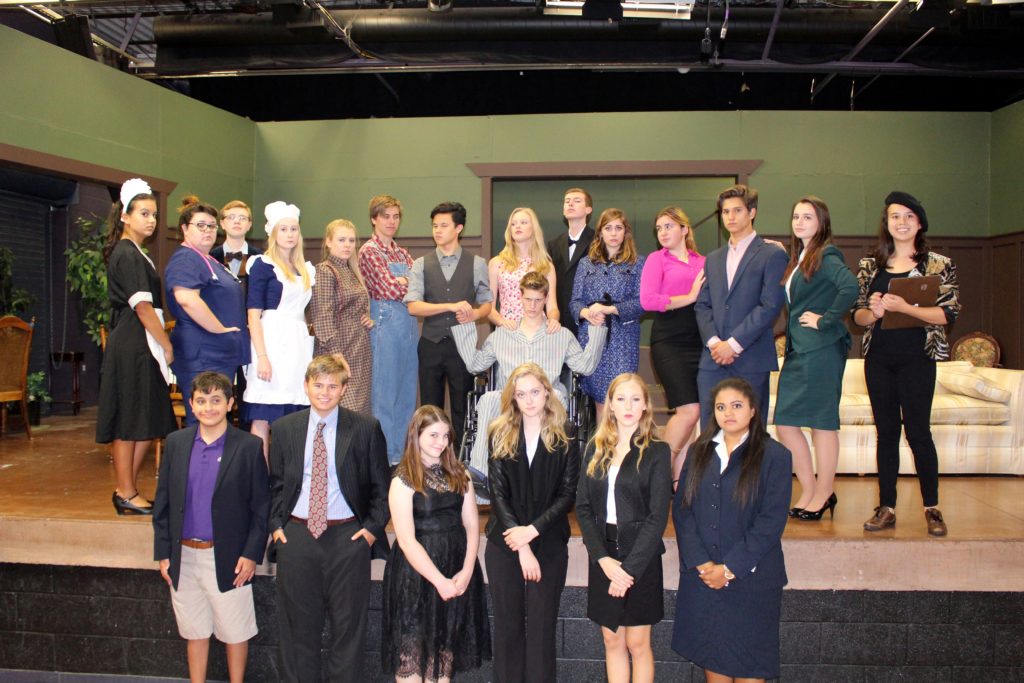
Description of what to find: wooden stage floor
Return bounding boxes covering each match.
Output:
[2,409,1023,591]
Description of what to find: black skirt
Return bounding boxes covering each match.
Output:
[586,526,664,631]
[650,305,702,409]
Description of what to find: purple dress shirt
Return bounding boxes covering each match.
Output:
[181,430,226,541]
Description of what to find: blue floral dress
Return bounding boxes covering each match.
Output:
[570,254,646,402]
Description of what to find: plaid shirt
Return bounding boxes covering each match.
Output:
[358,233,413,302]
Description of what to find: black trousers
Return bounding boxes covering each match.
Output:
[485,541,568,683]
[864,352,940,508]
[418,336,472,448]
[275,518,370,683]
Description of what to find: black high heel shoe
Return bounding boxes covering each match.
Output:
[789,507,804,518]
[113,490,153,516]
[797,493,837,521]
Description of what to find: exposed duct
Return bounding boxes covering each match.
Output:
[153,8,970,47]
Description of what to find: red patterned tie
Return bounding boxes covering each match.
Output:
[308,421,328,539]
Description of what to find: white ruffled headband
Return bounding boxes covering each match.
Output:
[265,201,300,233]
[119,178,152,209]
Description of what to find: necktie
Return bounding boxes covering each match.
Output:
[224,251,244,262]
[308,421,328,539]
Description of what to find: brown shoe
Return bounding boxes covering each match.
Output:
[925,508,948,537]
[863,506,896,531]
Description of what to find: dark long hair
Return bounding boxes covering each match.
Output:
[782,195,833,283]
[869,204,929,265]
[103,192,156,263]
[681,377,768,509]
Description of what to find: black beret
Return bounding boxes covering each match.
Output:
[884,191,928,232]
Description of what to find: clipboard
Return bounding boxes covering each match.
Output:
[881,275,940,329]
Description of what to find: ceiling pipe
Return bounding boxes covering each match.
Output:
[153,8,940,47]
[137,57,1024,79]
[761,0,783,61]
[811,0,908,99]
[854,25,935,98]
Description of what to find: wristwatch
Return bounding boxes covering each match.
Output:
[722,564,736,581]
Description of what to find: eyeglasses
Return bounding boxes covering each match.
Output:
[224,214,251,222]
[188,222,219,233]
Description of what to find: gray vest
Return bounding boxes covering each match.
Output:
[421,249,476,343]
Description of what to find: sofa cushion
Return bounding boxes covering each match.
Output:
[838,394,875,426]
[837,393,1010,426]
[929,395,1010,425]
[937,371,1012,404]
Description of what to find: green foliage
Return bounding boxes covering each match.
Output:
[26,371,52,404]
[66,216,111,347]
[0,247,36,316]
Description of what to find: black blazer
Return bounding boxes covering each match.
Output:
[268,407,391,560]
[575,440,672,578]
[548,227,595,335]
[211,242,263,278]
[486,428,579,557]
[152,424,270,593]
[673,437,792,591]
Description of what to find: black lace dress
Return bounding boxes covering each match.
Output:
[381,465,491,680]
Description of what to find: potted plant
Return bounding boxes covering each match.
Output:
[65,215,111,346]
[0,247,36,316]
[26,371,52,426]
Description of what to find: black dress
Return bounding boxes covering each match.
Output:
[381,465,491,680]
[96,240,176,443]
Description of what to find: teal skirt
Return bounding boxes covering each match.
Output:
[773,342,847,431]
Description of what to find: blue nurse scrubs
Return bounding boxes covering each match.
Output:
[164,245,250,424]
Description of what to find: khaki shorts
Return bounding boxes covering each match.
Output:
[169,545,257,644]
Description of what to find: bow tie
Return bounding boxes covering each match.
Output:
[568,237,579,246]
[224,251,245,262]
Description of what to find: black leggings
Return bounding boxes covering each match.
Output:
[864,352,939,508]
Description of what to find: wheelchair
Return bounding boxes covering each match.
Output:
[458,365,594,503]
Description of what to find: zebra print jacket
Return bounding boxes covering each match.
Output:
[853,252,961,361]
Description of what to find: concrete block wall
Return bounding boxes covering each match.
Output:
[1,564,1022,682]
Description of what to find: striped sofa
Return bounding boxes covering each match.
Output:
[768,359,1024,475]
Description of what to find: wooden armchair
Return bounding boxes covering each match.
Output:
[0,315,35,438]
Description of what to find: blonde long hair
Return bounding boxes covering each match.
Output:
[322,219,368,292]
[585,373,659,478]
[488,363,569,461]
[267,217,312,291]
[396,405,469,495]
[497,207,552,277]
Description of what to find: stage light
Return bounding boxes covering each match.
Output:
[544,0,694,20]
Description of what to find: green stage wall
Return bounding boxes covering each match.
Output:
[991,100,1024,236]
[254,110,992,245]
[2,24,1017,246]
[0,26,254,214]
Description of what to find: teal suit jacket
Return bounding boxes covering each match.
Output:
[783,244,858,354]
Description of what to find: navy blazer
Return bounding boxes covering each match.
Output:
[268,407,391,560]
[152,424,270,593]
[673,437,792,591]
[576,441,672,578]
[695,235,788,373]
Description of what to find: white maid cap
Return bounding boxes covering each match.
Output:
[119,178,152,209]
[264,201,300,233]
